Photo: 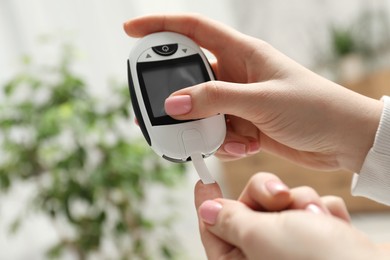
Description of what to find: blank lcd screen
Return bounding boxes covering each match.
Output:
[140,55,208,120]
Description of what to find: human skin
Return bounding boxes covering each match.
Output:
[194,172,390,260]
[124,13,389,260]
[195,179,389,260]
[124,13,383,173]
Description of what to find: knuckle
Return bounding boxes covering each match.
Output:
[291,185,321,205]
[296,185,317,195]
[202,81,222,105]
[249,172,276,183]
[322,195,346,207]
[218,204,253,240]
[184,13,204,39]
[221,210,255,243]
[248,173,263,185]
[246,172,269,190]
[218,205,236,230]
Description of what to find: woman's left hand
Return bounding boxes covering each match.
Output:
[193,173,389,260]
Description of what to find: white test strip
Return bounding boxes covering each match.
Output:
[191,152,215,184]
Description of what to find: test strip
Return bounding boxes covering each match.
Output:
[191,152,215,184]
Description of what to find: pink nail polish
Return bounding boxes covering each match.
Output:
[305,204,325,214]
[248,141,260,154]
[199,200,223,225]
[265,180,289,196]
[224,142,247,157]
[164,95,192,115]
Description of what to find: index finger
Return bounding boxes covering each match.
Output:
[238,172,292,212]
[123,13,243,54]
[194,180,223,208]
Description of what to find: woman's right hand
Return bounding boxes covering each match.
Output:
[124,14,383,172]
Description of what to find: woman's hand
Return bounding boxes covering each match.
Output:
[124,14,383,172]
[194,173,388,260]
[236,172,350,221]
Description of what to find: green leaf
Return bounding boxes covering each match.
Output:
[0,169,11,189]
[8,217,22,234]
[4,81,16,96]
[46,243,64,259]
[161,244,174,259]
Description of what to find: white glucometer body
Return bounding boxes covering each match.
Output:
[127,32,226,174]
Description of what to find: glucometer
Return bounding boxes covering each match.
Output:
[127,32,226,184]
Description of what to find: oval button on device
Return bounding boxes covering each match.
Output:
[152,44,178,56]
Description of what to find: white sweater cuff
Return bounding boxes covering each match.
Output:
[351,95,390,206]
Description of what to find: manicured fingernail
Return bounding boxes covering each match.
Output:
[165,95,192,115]
[248,141,260,154]
[265,180,289,196]
[224,142,247,157]
[123,21,131,30]
[305,204,325,214]
[199,200,223,225]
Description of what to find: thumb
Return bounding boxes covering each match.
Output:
[198,199,271,251]
[165,81,259,120]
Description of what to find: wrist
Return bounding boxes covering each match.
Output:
[339,96,383,172]
[351,96,390,205]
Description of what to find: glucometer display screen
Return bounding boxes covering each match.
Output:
[143,62,203,117]
[137,54,210,125]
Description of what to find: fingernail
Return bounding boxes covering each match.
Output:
[123,21,131,29]
[265,180,289,196]
[165,95,192,115]
[224,142,247,157]
[305,204,325,214]
[199,200,223,225]
[248,141,260,155]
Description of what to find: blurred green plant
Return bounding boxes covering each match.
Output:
[330,26,357,57]
[315,8,390,79]
[0,44,185,259]
[330,8,390,58]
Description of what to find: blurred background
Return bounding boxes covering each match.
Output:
[1,0,390,259]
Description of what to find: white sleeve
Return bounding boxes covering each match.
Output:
[351,95,390,206]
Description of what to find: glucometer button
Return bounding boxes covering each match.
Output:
[152,44,178,56]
